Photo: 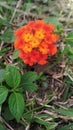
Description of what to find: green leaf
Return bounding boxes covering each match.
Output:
[5,65,21,88]
[24,113,33,122]
[21,71,38,92]
[3,106,14,121]
[22,82,38,92]
[63,44,73,61]
[12,50,20,60]
[66,31,73,47]
[0,18,10,27]
[1,28,14,43]
[22,3,35,12]
[46,122,57,130]
[21,71,38,83]
[62,77,71,101]
[0,123,6,130]
[9,93,25,121]
[59,123,73,130]
[0,69,5,83]
[0,86,8,104]
[44,17,62,27]
[34,117,57,130]
[54,108,73,117]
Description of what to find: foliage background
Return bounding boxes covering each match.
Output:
[0,0,73,130]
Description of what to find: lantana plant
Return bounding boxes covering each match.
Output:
[14,20,59,66]
[0,20,59,130]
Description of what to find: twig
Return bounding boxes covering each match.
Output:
[0,116,14,130]
[0,2,24,14]
[44,110,73,121]
[25,124,30,130]
[10,0,22,23]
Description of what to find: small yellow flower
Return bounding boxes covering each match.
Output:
[35,29,45,40]
[23,44,32,53]
[22,33,33,42]
[39,43,49,54]
[30,38,40,48]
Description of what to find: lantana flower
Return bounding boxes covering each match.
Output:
[14,20,59,66]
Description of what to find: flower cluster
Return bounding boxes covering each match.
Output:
[14,20,59,66]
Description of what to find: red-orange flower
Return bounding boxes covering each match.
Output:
[14,20,59,66]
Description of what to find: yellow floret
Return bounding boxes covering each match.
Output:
[23,44,32,53]
[22,33,33,42]
[30,38,40,48]
[39,43,49,54]
[35,29,45,40]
